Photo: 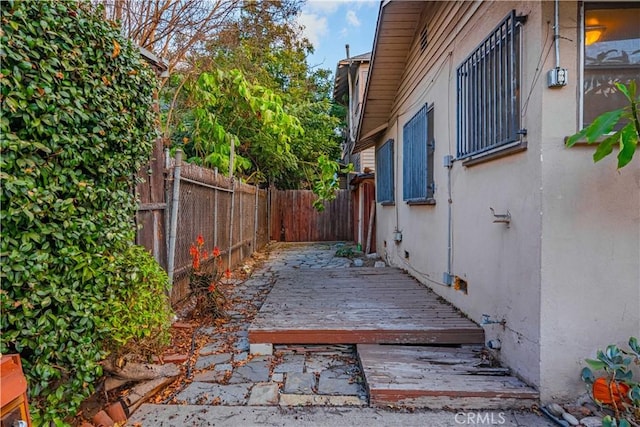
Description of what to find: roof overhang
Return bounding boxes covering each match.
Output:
[353,0,425,153]
[355,123,388,153]
[333,52,372,104]
[139,45,169,75]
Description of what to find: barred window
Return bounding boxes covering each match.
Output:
[403,104,435,203]
[376,139,394,204]
[456,10,526,159]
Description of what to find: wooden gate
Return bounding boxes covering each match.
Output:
[270,189,353,242]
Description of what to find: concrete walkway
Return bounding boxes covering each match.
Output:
[130,242,553,426]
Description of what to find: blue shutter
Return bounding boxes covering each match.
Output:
[403,105,428,202]
[376,139,394,203]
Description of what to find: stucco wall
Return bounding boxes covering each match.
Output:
[538,0,640,402]
[372,0,639,402]
[375,1,546,391]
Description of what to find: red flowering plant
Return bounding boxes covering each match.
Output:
[189,234,226,318]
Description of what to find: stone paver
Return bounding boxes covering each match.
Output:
[229,358,271,384]
[273,354,306,373]
[318,374,362,396]
[283,372,316,394]
[195,353,232,370]
[176,382,252,405]
[192,370,226,383]
[305,355,343,373]
[247,382,280,405]
[199,342,224,356]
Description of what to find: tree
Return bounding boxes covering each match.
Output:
[162,0,347,199]
[97,0,241,76]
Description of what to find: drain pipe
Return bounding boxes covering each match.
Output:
[554,0,560,69]
[167,149,182,284]
[547,0,568,88]
[443,155,454,285]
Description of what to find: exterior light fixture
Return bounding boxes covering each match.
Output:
[585,25,606,46]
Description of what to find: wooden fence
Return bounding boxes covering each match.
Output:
[270,189,353,242]
[135,140,168,269]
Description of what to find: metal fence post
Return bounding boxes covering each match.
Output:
[253,185,259,252]
[167,149,182,284]
[228,178,235,272]
[164,148,171,265]
[239,186,243,260]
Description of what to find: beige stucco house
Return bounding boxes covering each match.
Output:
[355,0,639,402]
[334,52,377,251]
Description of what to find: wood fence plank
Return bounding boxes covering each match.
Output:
[268,189,352,242]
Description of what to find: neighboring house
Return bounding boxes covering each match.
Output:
[355,0,639,402]
[334,51,375,173]
[334,51,377,251]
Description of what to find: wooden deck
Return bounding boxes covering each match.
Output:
[248,268,484,345]
[358,344,539,409]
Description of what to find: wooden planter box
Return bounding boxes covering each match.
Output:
[1,354,31,427]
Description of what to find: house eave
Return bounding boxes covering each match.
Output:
[333,53,372,104]
[355,1,425,148]
[353,123,388,154]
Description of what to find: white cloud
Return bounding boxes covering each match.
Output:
[304,1,341,14]
[304,0,377,14]
[346,10,361,27]
[297,12,329,49]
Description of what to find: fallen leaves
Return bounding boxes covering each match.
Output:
[111,40,121,58]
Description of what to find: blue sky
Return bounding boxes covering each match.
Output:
[297,0,379,75]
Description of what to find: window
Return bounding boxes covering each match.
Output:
[582,3,640,128]
[376,139,394,204]
[403,104,435,203]
[456,10,526,160]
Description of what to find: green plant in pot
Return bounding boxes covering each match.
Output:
[581,337,640,426]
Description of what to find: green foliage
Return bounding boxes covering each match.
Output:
[161,0,346,205]
[335,246,355,258]
[104,245,173,357]
[567,82,640,168]
[188,236,226,318]
[581,337,640,425]
[0,0,158,423]
[185,68,303,176]
[312,155,354,211]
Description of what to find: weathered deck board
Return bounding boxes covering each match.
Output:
[248,267,484,345]
[358,344,538,409]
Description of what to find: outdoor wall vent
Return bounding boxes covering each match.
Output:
[419,26,428,52]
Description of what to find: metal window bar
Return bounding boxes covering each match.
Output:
[456,10,524,159]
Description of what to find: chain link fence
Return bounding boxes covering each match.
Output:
[165,158,269,303]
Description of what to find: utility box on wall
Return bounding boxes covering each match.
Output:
[1,354,31,427]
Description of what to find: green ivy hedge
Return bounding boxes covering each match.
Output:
[0,0,161,423]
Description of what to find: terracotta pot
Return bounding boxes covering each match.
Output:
[106,401,127,423]
[92,410,114,427]
[592,377,630,405]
